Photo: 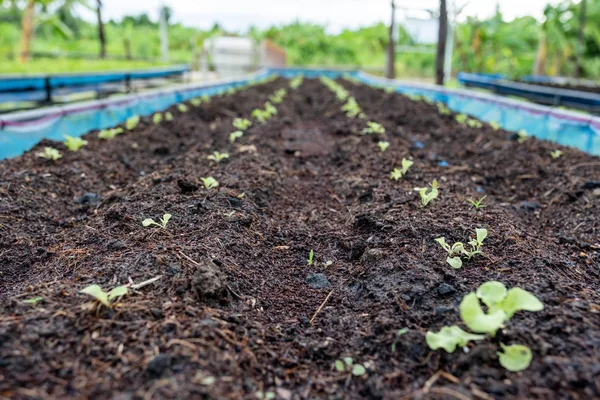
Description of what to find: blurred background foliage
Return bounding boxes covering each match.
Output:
[0,0,598,79]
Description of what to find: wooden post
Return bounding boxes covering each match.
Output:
[435,0,448,85]
[386,0,396,79]
[97,0,107,59]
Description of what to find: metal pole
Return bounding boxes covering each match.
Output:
[159,5,169,62]
[386,0,396,79]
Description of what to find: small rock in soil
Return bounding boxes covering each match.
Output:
[437,283,456,296]
[76,192,100,205]
[520,200,541,211]
[435,306,454,315]
[593,188,600,197]
[358,188,374,204]
[360,248,385,265]
[305,273,329,289]
[190,259,227,299]
[177,179,198,194]
[146,354,171,377]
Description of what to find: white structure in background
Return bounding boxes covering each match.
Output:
[402,17,439,45]
[203,36,286,79]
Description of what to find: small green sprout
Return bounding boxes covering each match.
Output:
[460,281,543,336]
[165,112,174,122]
[125,115,140,130]
[334,357,366,377]
[142,213,172,229]
[415,179,439,207]
[342,97,362,118]
[229,131,244,143]
[177,103,189,113]
[98,127,123,140]
[224,211,236,218]
[467,119,483,128]
[207,151,229,163]
[64,135,88,151]
[264,102,277,116]
[201,177,219,189]
[23,296,44,305]
[307,250,314,266]
[153,113,163,124]
[384,86,395,94]
[377,141,390,152]
[289,75,303,89]
[232,118,252,131]
[252,108,270,124]
[390,157,413,180]
[437,103,451,115]
[324,260,333,267]
[391,328,409,352]
[226,87,236,95]
[80,284,128,308]
[37,147,62,160]
[390,168,402,181]
[361,121,385,135]
[455,113,468,124]
[190,98,201,107]
[435,228,487,269]
[426,326,486,353]
[468,196,487,210]
[489,121,502,131]
[497,344,533,372]
[201,95,210,103]
[550,149,563,159]
[517,130,529,143]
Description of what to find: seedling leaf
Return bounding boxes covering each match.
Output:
[446,256,463,269]
[501,288,544,319]
[80,284,109,307]
[497,344,532,372]
[351,364,366,377]
[459,293,506,335]
[426,326,485,353]
[107,286,128,301]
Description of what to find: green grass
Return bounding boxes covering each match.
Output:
[0,58,174,75]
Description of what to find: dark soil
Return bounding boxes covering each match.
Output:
[1,77,599,399]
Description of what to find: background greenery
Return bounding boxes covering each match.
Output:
[0,0,598,79]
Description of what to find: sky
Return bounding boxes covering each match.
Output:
[93,0,561,33]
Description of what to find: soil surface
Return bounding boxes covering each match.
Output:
[1,77,599,400]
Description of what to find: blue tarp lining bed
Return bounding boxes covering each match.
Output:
[0,68,599,160]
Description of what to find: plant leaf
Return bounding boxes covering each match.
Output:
[476,228,488,244]
[23,296,43,305]
[426,325,486,353]
[460,293,506,335]
[142,218,156,227]
[80,284,109,307]
[501,288,544,319]
[351,364,366,376]
[107,286,128,301]
[476,281,507,309]
[343,357,353,367]
[334,360,345,372]
[446,256,463,269]
[497,344,532,372]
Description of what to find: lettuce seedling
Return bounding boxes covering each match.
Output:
[153,113,163,125]
[437,103,451,115]
[80,284,127,308]
[190,98,201,107]
[467,119,483,128]
[37,147,62,160]
[342,97,362,118]
[468,196,487,210]
[361,122,385,135]
[201,177,219,189]
[391,158,414,180]
[98,127,123,140]
[307,250,314,266]
[415,179,439,206]
[64,135,88,151]
[489,121,502,131]
[460,281,543,336]
[390,168,403,181]
[177,103,189,113]
[126,115,140,130]
[229,131,244,143]
[455,114,468,124]
[384,87,395,94]
[550,149,563,159]
[435,228,487,269]
[23,296,43,305]
[252,109,270,124]
[289,75,303,89]
[517,130,528,143]
[201,95,210,103]
[426,325,486,353]
[165,112,174,122]
[334,357,366,377]
[377,141,390,152]
[232,118,252,131]
[207,151,229,163]
[497,344,532,372]
[264,102,278,116]
[142,213,172,229]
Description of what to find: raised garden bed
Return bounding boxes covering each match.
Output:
[1,76,599,399]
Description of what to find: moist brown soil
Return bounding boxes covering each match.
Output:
[1,77,599,400]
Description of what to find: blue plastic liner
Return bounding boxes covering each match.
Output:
[1,68,599,160]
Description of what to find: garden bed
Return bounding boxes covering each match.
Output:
[1,76,599,399]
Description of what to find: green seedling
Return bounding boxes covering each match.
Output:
[152,113,163,125]
[426,325,486,353]
[489,121,502,131]
[64,135,88,151]
[232,118,252,131]
[23,296,43,305]
[264,102,278,116]
[307,250,314,266]
[468,196,487,210]
[229,131,244,143]
[550,149,563,159]
[377,141,390,152]
[125,115,140,130]
[435,228,487,269]
[165,112,174,122]
[390,168,403,181]
[415,179,439,207]
[207,151,229,163]
[201,177,219,189]
[455,113,468,124]
[177,103,189,113]
[324,260,333,267]
[437,103,451,115]
[98,127,123,140]
[384,86,395,94]
[391,328,409,352]
[80,284,128,308]
[142,213,172,229]
[201,95,210,103]
[461,281,543,336]
[361,121,385,135]
[226,87,236,95]
[497,344,533,372]
[37,147,62,160]
[289,75,303,89]
[252,108,270,124]
[391,158,414,180]
[334,357,366,377]
[342,97,362,118]
[190,98,201,107]
[467,119,483,128]
[224,211,236,218]
[517,130,529,143]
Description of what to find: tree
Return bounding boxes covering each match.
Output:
[575,0,587,78]
[386,0,396,79]
[436,0,447,85]
[96,0,105,58]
